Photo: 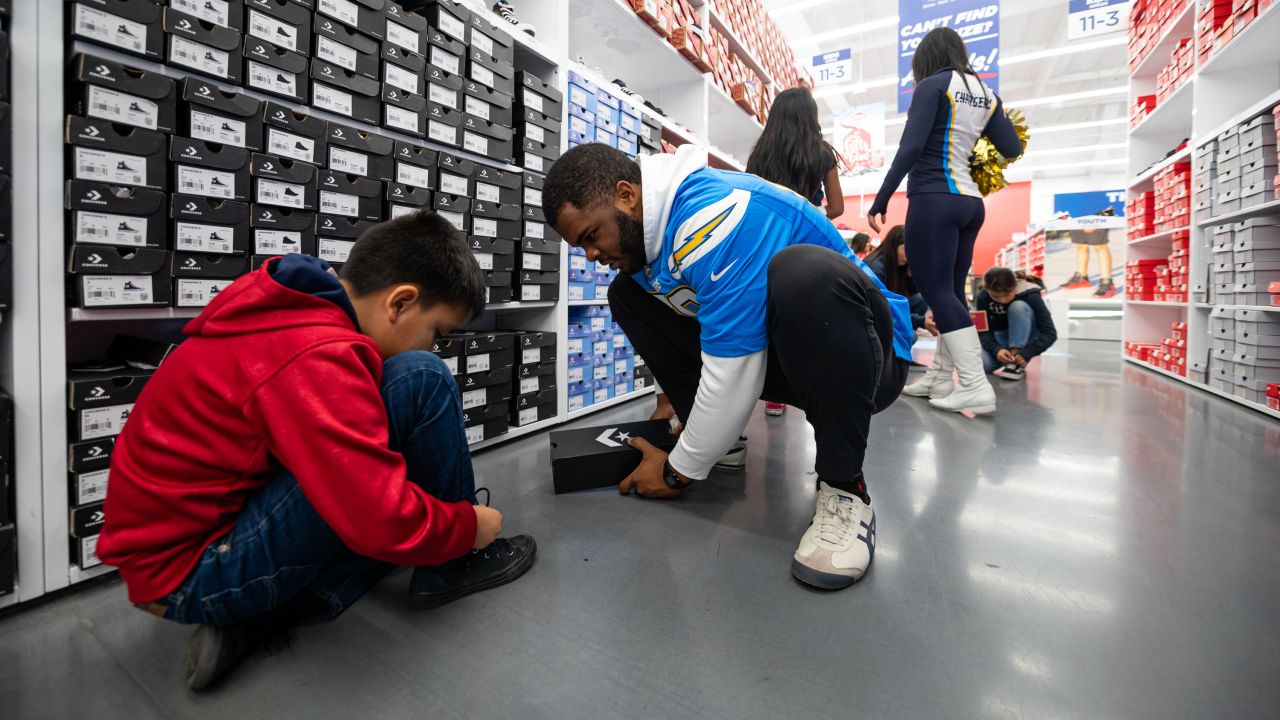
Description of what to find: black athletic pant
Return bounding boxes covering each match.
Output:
[609,245,907,482]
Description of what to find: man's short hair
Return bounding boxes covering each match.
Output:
[340,211,486,319]
[544,143,641,228]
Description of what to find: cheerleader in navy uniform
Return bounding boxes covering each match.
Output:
[868,27,1023,415]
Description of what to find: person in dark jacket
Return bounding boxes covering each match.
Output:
[863,225,933,338]
[975,266,1058,381]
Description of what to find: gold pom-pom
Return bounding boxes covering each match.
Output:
[970,109,1029,196]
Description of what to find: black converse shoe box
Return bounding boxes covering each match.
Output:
[431,335,464,375]
[314,12,380,80]
[469,237,514,272]
[426,58,463,113]
[461,114,514,163]
[66,180,168,249]
[426,24,465,79]
[515,269,559,302]
[243,35,309,103]
[519,238,559,272]
[315,213,375,268]
[263,101,327,166]
[310,59,381,125]
[170,193,252,254]
[384,2,428,56]
[383,42,427,96]
[250,204,317,255]
[436,151,474,197]
[171,135,251,202]
[511,387,555,427]
[66,116,167,191]
[181,77,264,151]
[383,85,428,138]
[459,331,516,374]
[517,135,559,175]
[70,53,179,134]
[517,331,556,365]
[456,365,512,410]
[70,0,165,60]
[317,172,383,221]
[164,7,244,84]
[474,164,520,205]
[462,400,507,430]
[326,120,394,181]
[548,420,678,494]
[173,251,252,278]
[251,152,318,210]
[523,170,543,206]
[167,0,247,31]
[467,47,514,99]
[482,271,513,304]
[471,199,520,240]
[523,206,555,243]
[433,192,469,233]
[466,11,513,65]
[411,0,471,46]
[66,366,153,441]
[386,182,432,219]
[245,0,312,56]
[516,357,556,396]
[464,77,513,128]
[315,0,386,39]
[393,141,437,189]
[520,108,561,160]
[426,100,463,148]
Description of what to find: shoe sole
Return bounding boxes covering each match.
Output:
[931,402,996,415]
[409,539,538,609]
[999,375,1024,382]
[713,461,746,471]
[789,559,861,590]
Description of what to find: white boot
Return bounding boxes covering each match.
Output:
[902,339,954,399]
[929,326,996,415]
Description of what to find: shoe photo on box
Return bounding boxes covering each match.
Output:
[791,481,875,590]
[409,535,537,609]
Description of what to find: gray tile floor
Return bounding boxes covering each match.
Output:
[3,340,1280,719]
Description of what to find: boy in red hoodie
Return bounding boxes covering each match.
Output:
[97,212,536,690]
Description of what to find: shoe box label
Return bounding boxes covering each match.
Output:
[470,28,494,59]
[175,278,229,307]
[470,62,495,92]
[385,20,422,56]
[316,35,373,77]
[73,2,162,59]
[438,209,466,233]
[319,190,360,217]
[257,178,311,209]
[521,152,544,174]
[73,468,110,505]
[73,534,102,570]
[318,237,353,264]
[176,166,238,199]
[87,86,160,131]
[328,145,369,176]
[243,39,309,101]
[74,210,155,248]
[521,251,556,271]
[524,186,542,206]
[168,35,234,82]
[317,0,357,28]
[247,6,307,54]
[525,220,545,239]
[190,108,246,147]
[255,228,315,255]
[389,204,417,219]
[246,61,299,102]
[176,221,240,253]
[314,82,353,117]
[386,62,422,96]
[396,162,434,190]
[80,276,154,309]
[472,216,518,242]
[171,0,239,29]
[73,147,153,189]
[385,98,425,136]
[266,127,318,164]
[430,44,461,76]
[463,130,491,157]
[432,82,460,110]
[439,171,470,197]
[429,117,459,147]
[475,181,505,204]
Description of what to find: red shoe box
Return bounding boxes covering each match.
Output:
[1269,280,1280,306]
[1131,95,1157,127]
[1128,191,1155,240]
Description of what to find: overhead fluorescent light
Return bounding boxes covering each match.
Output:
[1001,37,1126,66]
[1011,86,1128,108]
[793,16,900,46]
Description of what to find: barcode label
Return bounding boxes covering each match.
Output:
[525,92,544,114]
[474,218,497,238]
[76,468,110,505]
[173,0,230,27]
[568,395,584,412]
[390,204,416,219]
[526,221,545,239]
[314,83,354,117]
[79,535,101,569]
[462,388,487,409]
[258,178,307,209]
[570,255,587,271]
[471,63,495,89]
[525,187,543,206]
[190,109,247,148]
[317,36,359,71]
[268,128,315,164]
[526,154,544,172]
[430,83,459,109]
[75,211,148,247]
[171,36,230,78]
[568,284,583,300]
[567,338,584,354]
[387,19,420,52]
[176,279,226,307]
[442,356,458,375]
[74,5,147,54]
[83,275,152,307]
[429,120,456,145]
[520,377,540,395]
[476,183,500,203]
[439,209,465,232]
[523,254,541,270]
[474,252,494,270]
[177,222,236,253]
[615,382,629,396]
[330,147,369,176]
[318,238,354,263]
[571,116,588,135]
[635,376,648,390]
[591,317,606,331]
[397,162,433,189]
[249,9,299,52]
[517,408,537,426]
[88,86,159,130]
[319,191,360,217]
[386,63,419,94]
[569,366,584,383]
[177,166,236,199]
[466,353,490,373]
[439,12,465,41]
[526,123,547,144]
[634,355,646,368]
[594,341,608,357]
[595,388,609,403]
[248,60,298,98]
[463,132,488,156]
[471,31,494,57]
[466,425,485,444]
[522,285,540,302]
[256,229,303,254]
[386,105,419,133]
[319,0,360,26]
[75,147,147,187]
[523,348,541,364]
[464,94,489,120]
[440,173,468,196]
[79,403,135,440]
[432,46,460,75]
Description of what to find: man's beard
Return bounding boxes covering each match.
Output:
[615,208,648,273]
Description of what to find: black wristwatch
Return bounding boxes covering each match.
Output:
[663,460,694,490]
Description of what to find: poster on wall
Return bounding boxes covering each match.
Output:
[1041,215,1126,299]
[1067,0,1130,40]
[897,0,1001,113]
[1053,190,1125,217]
[833,103,886,174]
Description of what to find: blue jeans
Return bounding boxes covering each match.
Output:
[164,351,475,627]
[982,300,1039,373]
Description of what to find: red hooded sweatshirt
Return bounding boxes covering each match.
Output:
[97,256,478,603]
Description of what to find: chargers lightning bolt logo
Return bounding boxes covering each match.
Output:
[667,189,751,277]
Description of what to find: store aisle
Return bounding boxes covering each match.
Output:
[1,341,1277,720]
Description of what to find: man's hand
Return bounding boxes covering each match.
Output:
[996,348,1015,365]
[472,505,503,549]
[868,212,886,234]
[1012,350,1028,368]
[619,437,685,499]
[924,314,939,336]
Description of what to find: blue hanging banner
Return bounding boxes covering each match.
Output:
[897,0,1001,113]
[1054,190,1126,218]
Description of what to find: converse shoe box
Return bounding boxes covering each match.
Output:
[251,152,318,210]
[164,7,244,84]
[326,120,394,181]
[517,71,563,126]
[520,238,559,272]
[69,437,115,484]
[171,194,252,254]
[66,180,167,249]
[67,366,152,442]
[263,101,327,166]
[315,0,387,39]
[314,12,380,79]
[311,59,381,125]
[462,400,507,436]
[383,42,427,96]
[66,116,167,191]
[518,330,556,365]
[463,78,513,127]
[181,77,264,150]
[517,135,558,175]
[516,269,559,302]
[73,531,101,571]
[460,331,516,374]
[315,213,375,266]
[413,0,472,46]
[461,115,514,162]
[548,420,677,494]
[469,237,514,272]
[516,357,556,396]
[70,502,106,545]
[71,462,109,509]
[471,199,520,240]
[431,335,463,375]
[433,192,469,233]
[171,135,251,202]
[383,85,428,138]
[244,36,309,102]
[70,53,178,133]
[520,105,561,156]
[394,141,436,189]
[173,252,252,307]
[384,2,427,56]
[523,170,543,207]
[483,270,513,302]
[245,0,312,56]
[70,0,164,60]
[317,172,383,220]
[426,100,463,148]
[457,366,512,411]
[386,183,432,218]
[425,24,465,77]
[436,151,474,197]
[426,59,463,112]
[251,204,317,255]
[168,0,246,30]
[467,49,514,99]
[466,12,513,65]
[511,387,555,427]
[474,164,520,205]
[523,206,554,242]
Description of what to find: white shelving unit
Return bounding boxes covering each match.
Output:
[1122,0,1280,420]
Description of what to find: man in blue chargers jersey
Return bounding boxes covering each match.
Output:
[544,143,912,590]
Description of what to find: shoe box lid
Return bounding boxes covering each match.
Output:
[67,365,154,409]
[384,3,428,55]
[548,420,677,494]
[66,179,166,216]
[386,181,433,207]
[70,52,179,133]
[69,436,116,474]
[315,0,387,39]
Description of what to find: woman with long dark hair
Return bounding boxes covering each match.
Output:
[863,225,931,338]
[867,27,1023,415]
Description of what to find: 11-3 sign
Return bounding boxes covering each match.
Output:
[811,48,852,87]
[1068,0,1130,40]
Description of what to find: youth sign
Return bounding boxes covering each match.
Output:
[897,0,1001,113]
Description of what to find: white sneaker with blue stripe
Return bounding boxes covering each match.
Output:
[791,481,875,590]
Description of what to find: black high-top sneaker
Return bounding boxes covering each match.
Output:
[410,535,537,608]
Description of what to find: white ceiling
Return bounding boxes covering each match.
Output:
[763,0,1132,179]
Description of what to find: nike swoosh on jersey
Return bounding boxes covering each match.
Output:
[710,259,738,282]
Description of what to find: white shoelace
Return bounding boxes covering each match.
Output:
[816,494,857,546]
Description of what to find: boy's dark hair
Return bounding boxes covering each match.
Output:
[339,211,486,319]
[983,266,1018,293]
[544,143,641,229]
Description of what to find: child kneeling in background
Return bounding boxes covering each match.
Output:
[976,267,1058,381]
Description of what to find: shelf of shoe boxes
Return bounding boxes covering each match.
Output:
[56,0,569,576]
[0,1,14,598]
